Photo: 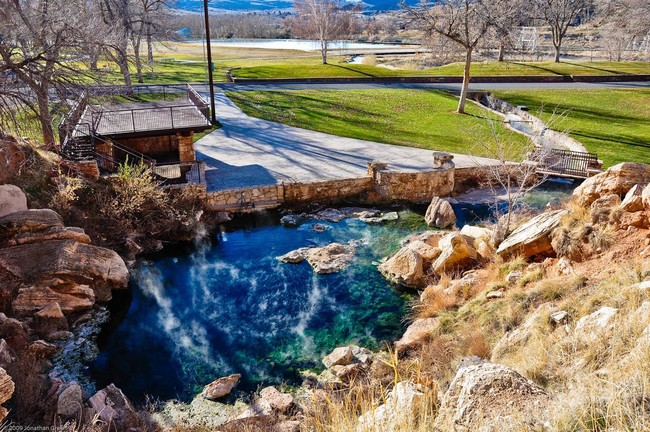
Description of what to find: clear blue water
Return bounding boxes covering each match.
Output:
[88,179,576,403]
[89,210,429,403]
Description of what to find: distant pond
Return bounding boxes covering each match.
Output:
[86,179,576,403]
[189,38,409,51]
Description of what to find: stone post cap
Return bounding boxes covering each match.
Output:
[432,152,454,168]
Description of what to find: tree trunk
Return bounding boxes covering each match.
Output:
[147,25,154,63]
[115,49,133,93]
[133,37,143,83]
[457,48,472,114]
[35,85,55,149]
[320,38,328,64]
[498,41,505,62]
[554,44,561,63]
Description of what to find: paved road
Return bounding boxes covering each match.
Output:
[195,93,497,192]
[212,80,650,92]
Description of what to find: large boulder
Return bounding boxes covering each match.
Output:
[433,362,550,432]
[306,243,356,274]
[378,247,425,288]
[202,374,241,401]
[574,306,618,344]
[357,382,424,432]
[425,197,456,229]
[589,194,621,223]
[573,162,650,205]
[33,302,69,336]
[0,239,129,302]
[5,226,91,247]
[89,384,140,430]
[497,210,566,258]
[0,367,15,422]
[432,233,477,274]
[0,185,27,217]
[395,318,439,353]
[406,240,441,262]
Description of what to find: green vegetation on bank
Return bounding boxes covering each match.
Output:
[226,89,527,158]
[493,89,650,167]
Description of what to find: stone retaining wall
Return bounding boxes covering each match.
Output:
[283,177,374,206]
[205,184,282,210]
[204,154,463,212]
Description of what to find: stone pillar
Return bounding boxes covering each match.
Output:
[177,132,196,162]
[432,151,454,168]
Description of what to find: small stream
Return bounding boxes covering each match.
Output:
[86,180,576,404]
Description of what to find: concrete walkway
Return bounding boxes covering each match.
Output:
[195,93,497,192]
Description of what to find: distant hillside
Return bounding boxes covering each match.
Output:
[174,0,404,12]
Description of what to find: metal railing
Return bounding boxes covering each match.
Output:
[90,104,209,136]
[154,161,205,186]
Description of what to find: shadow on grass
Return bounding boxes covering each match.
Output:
[562,62,628,75]
[511,62,568,76]
[329,64,377,77]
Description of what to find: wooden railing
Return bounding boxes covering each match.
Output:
[532,148,602,179]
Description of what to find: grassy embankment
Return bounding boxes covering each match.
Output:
[90,42,650,83]
[493,89,650,167]
[227,88,650,166]
[227,89,529,159]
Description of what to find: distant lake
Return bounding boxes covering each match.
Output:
[189,38,410,51]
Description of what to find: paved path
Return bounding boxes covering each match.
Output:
[195,93,497,192]
[213,80,650,93]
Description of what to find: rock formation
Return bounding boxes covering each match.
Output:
[496,210,566,258]
[573,162,650,205]
[202,374,241,400]
[433,362,550,432]
[425,197,457,229]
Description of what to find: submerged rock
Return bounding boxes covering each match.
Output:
[359,211,399,224]
[202,373,241,401]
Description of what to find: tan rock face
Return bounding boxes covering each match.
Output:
[0,239,129,302]
[259,386,294,414]
[590,194,621,223]
[573,162,650,205]
[5,226,91,247]
[0,209,64,243]
[395,318,439,353]
[432,233,477,274]
[0,185,27,217]
[644,183,650,210]
[497,210,566,258]
[621,184,645,212]
[433,362,550,432]
[425,197,457,229]
[33,302,69,335]
[406,240,442,262]
[0,367,15,422]
[13,282,95,316]
[202,374,241,400]
[357,381,423,432]
[378,247,425,288]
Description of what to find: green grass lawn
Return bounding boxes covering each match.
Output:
[492,89,650,167]
[231,61,650,80]
[226,89,528,158]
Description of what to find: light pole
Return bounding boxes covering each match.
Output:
[203,0,217,125]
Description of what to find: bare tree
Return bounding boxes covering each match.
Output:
[130,0,172,83]
[489,0,527,62]
[405,0,506,114]
[98,0,134,90]
[290,0,358,64]
[0,0,102,147]
[535,0,590,62]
